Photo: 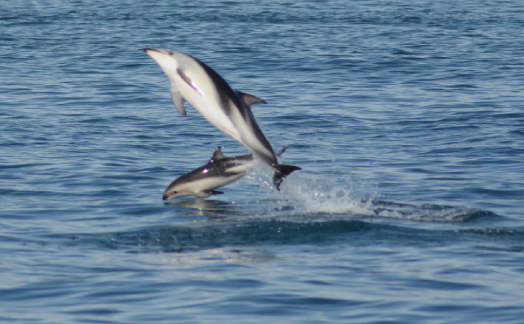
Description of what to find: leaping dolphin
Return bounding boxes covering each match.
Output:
[163,147,253,200]
[163,146,291,200]
[144,48,300,189]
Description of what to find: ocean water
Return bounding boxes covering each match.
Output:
[1,0,524,323]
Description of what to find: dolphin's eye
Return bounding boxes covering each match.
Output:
[169,52,174,56]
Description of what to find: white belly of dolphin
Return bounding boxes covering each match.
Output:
[181,174,244,197]
[178,82,241,141]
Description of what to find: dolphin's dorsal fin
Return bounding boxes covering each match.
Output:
[209,146,228,164]
[236,91,267,109]
[170,84,187,116]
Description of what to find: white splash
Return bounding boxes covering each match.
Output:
[243,163,476,223]
[245,162,377,216]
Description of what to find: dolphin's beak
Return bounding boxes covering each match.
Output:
[163,191,174,200]
[143,48,158,54]
[144,48,168,62]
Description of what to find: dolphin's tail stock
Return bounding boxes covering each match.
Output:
[272,164,301,190]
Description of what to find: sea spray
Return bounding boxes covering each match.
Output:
[244,161,377,216]
[244,164,478,223]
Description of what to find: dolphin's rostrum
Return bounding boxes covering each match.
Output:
[144,48,300,189]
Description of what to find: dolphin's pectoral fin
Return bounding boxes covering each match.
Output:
[209,146,228,164]
[197,190,223,197]
[170,84,187,116]
[194,191,213,198]
[236,91,267,109]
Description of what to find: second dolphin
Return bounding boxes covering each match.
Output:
[163,147,253,200]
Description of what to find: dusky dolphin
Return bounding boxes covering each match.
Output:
[163,146,291,200]
[144,48,300,189]
[163,147,253,200]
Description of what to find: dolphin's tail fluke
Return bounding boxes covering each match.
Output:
[273,164,301,191]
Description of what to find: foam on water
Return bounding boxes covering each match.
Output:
[279,175,376,216]
[370,202,481,223]
[243,163,481,223]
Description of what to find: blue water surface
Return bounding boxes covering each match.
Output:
[1,0,524,323]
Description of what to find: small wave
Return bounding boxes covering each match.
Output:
[370,201,487,223]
